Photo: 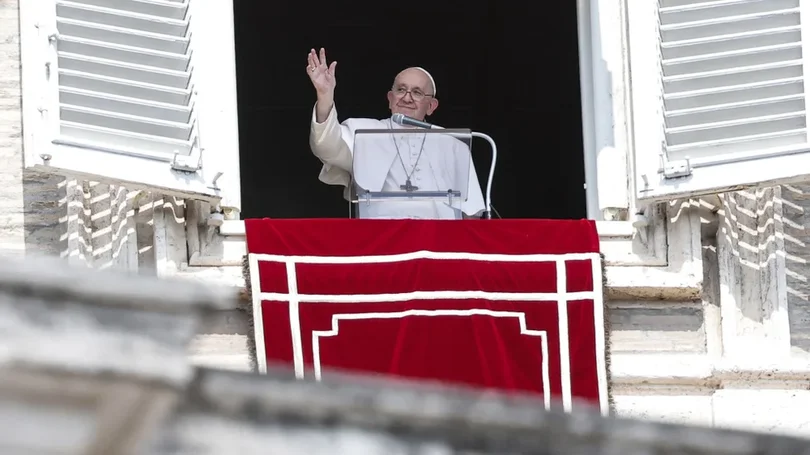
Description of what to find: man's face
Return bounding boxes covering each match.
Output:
[387,69,439,121]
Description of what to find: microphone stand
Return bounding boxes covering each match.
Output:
[392,115,498,219]
[471,131,496,220]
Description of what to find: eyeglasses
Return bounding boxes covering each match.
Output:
[392,87,434,101]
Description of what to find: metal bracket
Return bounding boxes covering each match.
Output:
[661,154,692,179]
[208,171,223,191]
[631,205,651,245]
[171,153,202,172]
[171,136,203,173]
[171,135,203,172]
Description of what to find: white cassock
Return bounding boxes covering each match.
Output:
[309,104,487,219]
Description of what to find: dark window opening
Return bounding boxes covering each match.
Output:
[234,0,586,219]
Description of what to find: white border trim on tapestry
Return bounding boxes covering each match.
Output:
[248,250,608,416]
[311,310,552,411]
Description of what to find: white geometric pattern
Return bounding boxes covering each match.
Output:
[248,250,607,415]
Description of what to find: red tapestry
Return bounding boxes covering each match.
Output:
[245,218,607,414]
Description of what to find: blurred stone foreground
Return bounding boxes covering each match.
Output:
[0,257,808,455]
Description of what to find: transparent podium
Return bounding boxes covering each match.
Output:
[349,128,472,220]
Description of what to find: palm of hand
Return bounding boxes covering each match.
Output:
[311,68,335,93]
[307,48,337,95]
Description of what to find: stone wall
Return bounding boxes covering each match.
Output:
[2,253,810,454]
[0,0,65,256]
[783,183,810,355]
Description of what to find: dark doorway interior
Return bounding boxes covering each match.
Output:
[234,0,586,219]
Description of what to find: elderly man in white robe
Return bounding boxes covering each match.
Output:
[306,48,486,220]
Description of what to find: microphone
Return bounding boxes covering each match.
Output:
[391,113,442,129]
[391,113,498,221]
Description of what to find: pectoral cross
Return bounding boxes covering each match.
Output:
[400,179,419,192]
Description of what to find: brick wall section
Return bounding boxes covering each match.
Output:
[0,0,66,257]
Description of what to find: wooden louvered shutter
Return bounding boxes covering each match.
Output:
[20,0,238,203]
[629,0,810,202]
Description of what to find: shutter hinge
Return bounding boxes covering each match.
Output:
[661,155,692,179]
[171,138,202,172]
[171,153,201,173]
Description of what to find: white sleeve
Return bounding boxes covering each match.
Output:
[309,103,353,187]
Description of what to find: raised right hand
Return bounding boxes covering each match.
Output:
[306,48,337,98]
